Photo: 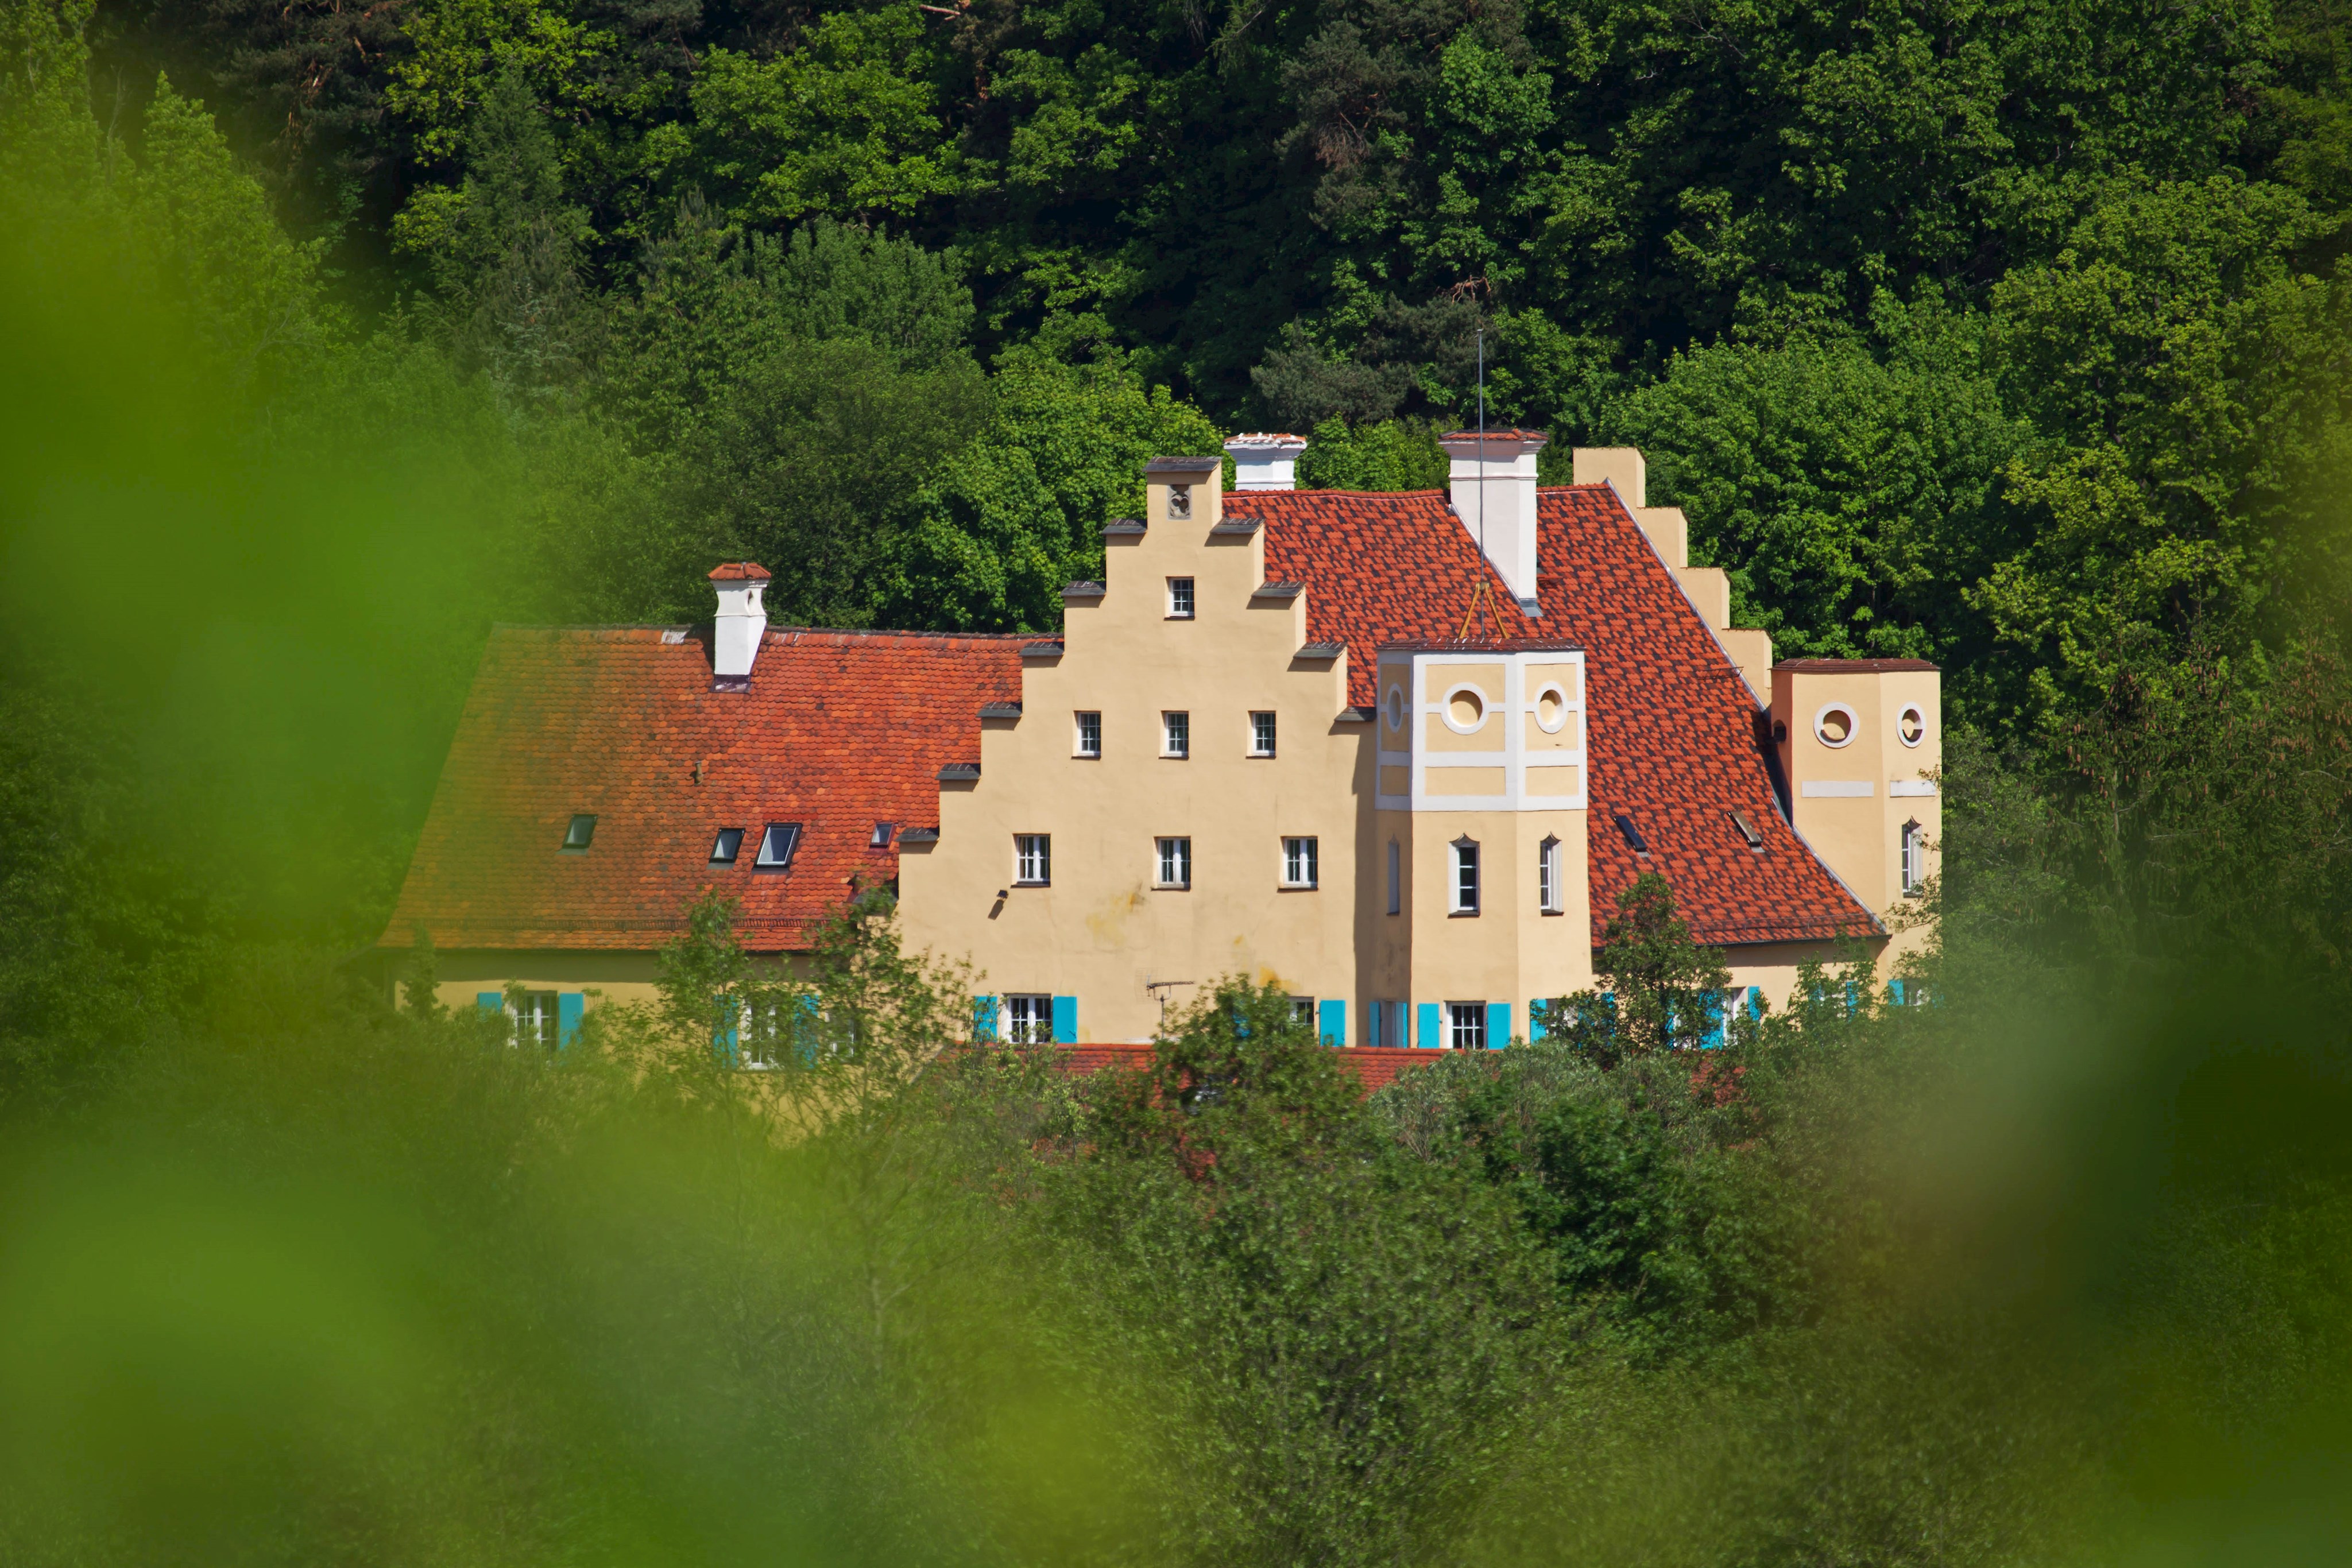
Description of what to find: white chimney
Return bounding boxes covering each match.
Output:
[1438,428,1548,608]
[1224,432,1309,491]
[709,561,771,680]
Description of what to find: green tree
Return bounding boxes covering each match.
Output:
[1541,872,1736,1066]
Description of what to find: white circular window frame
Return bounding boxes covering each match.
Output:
[1533,682,1571,734]
[1441,683,1490,735]
[1897,702,1928,749]
[1383,685,1406,732]
[1813,701,1859,749]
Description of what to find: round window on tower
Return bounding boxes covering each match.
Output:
[1443,684,1488,735]
[1897,703,1927,748]
[1813,702,1858,749]
[1534,683,1570,734]
[1384,683,1406,732]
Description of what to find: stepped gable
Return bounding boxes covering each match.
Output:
[383,625,1024,954]
[1241,483,1877,951]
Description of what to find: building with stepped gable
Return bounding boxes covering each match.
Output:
[375,437,1938,1051]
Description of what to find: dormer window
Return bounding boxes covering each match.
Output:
[562,814,597,851]
[755,823,802,871]
[710,827,744,865]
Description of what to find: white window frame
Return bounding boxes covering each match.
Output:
[515,990,559,1050]
[1250,711,1277,756]
[1005,994,1053,1044]
[1289,996,1316,1027]
[1166,576,1195,618]
[1075,711,1101,758]
[1015,833,1051,886]
[1155,836,1192,889]
[1452,838,1480,915]
[1900,819,1924,895]
[1538,834,1562,914]
[1447,1002,1486,1050]
[1282,835,1318,889]
[1386,839,1401,916]
[1163,711,1190,758]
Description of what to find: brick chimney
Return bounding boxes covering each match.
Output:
[1224,432,1309,491]
[1438,428,1548,609]
[709,562,771,684]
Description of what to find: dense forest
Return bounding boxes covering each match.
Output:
[5,0,2352,1562]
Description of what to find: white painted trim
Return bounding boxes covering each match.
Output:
[1813,701,1859,748]
[1375,649,1588,812]
[1534,682,1570,734]
[1801,780,1874,797]
[1440,682,1491,735]
[1897,703,1927,748]
[1889,779,1937,797]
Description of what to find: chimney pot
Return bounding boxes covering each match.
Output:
[708,561,771,680]
[1224,432,1309,491]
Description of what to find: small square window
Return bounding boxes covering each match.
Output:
[1015,834,1051,885]
[562,814,597,851]
[1167,577,1195,618]
[1005,994,1053,1044]
[1156,836,1192,889]
[1163,711,1190,758]
[1282,835,1318,889]
[1250,711,1276,756]
[1289,996,1316,1027]
[755,822,801,870]
[1447,1001,1487,1050]
[871,822,894,848]
[1075,711,1102,757]
[710,827,745,865]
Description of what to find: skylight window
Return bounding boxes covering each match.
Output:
[1614,813,1650,857]
[710,827,745,865]
[755,823,802,870]
[562,814,597,851]
[871,822,894,848]
[1730,810,1764,851]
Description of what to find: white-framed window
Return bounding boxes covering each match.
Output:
[1015,834,1051,885]
[1900,819,1924,895]
[1163,711,1190,757]
[1169,485,1193,522]
[1289,996,1316,1027]
[1452,838,1480,914]
[1005,994,1053,1044]
[1538,835,1562,913]
[1448,1002,1486,1050]
[515,990,559,1050]
[1075,711,1101,757]
[1167,576,1195,617]
[1386,839,1401,916]
[1155,836,1192,888]
[1282,835,1318,888]
[1250,711,1277,756]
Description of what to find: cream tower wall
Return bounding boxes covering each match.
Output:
[1770,665,1941,974]
[896,465,1372,1043]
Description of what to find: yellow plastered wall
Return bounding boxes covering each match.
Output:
[1770,665,1941,974]
[897,466,1371,1042]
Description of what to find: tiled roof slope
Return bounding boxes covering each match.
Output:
[1059,1042,1439,1092]
[1237,486,1878,948]
[382,625,1023,953]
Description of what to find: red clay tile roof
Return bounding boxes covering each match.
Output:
[1057,1042,1441,1093]
[1235,486,1880,948]
[381,625,1023,953]
[707,562,772,581]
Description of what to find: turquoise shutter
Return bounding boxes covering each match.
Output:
[1699,993,1723,1050]
[1416,1001,1441,1048]
[1486,1002,1510,1048]
[1889,978,1907,1007]
[1528,1000,1548,1043]
[475,992,502,1012]
[1318,999,1345,1047]
[972,995,998,1042]
[1051,995,1077,1045]
[557,992,583,1047]
[1844,981,1859,1016]
[713,993,739,1065]
[1747,985,1763,1020]
[794,996,822,1066]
